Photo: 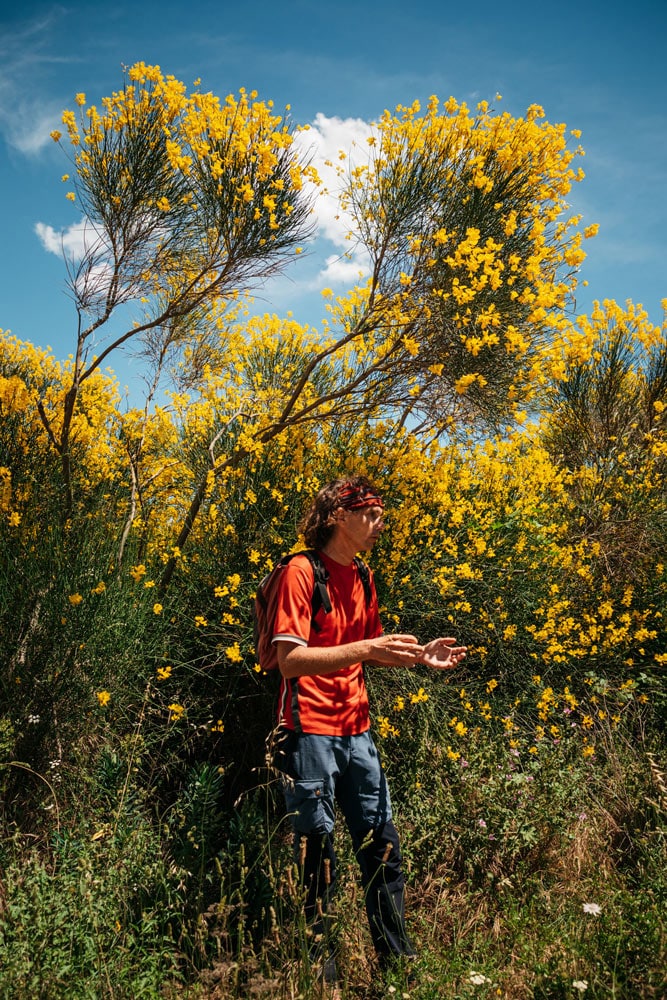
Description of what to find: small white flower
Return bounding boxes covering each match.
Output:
[27,714,40,724]
[573,980,588,992]
[582,902,601,916]
[469,972,490,985]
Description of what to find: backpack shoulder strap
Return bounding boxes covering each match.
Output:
[302,549,331,628]
[353,556,373,607]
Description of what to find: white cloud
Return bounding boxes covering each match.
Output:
[0,10,73,155]
[317,253,370,288]
[294,112,374,288]
[4,103,63,155]
[35,218,89,259]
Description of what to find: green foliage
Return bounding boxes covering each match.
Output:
[2,86,666,995]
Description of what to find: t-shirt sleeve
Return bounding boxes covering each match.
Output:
[272,557,314,647]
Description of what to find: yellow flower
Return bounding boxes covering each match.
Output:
[130,564,147,582]
[486,678,498,693]
[194,615,208,627]
[409,687,429,704]
[91,581,106,595]
[168,703,185,720]
[156,665,172,681]
[211,720,225,733]
[153,603,163,615]
[96,690,111,707]
[377,716,400,738]
[68,593,83,606]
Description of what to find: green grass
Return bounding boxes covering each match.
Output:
[1,690,664,1000]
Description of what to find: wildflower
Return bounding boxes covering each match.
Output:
[153,603,163,615]
[582,902,601,915]
[377,716,400,738]
[410,687,429,704]
[156,665,172,681]
[68,593,83,606]
[194,615,208,627]
[91,581,106,594]
[130,564,147,582]
[27,714,40,724]
[211,720,225,733]
[486,678,498,693]
[96,691,111,707]
[168,703,184,721]
[572,981,588,992]
[469,972,491,985]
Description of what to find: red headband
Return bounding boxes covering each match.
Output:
[338,483,384,510]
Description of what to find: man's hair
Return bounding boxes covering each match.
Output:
[300,475,383,550]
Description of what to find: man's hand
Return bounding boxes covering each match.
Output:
[419,637,467,670]
[368,633,424,666]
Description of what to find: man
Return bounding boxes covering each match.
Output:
[271,475,467,986]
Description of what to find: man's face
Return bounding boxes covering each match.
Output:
[337,504,386,551]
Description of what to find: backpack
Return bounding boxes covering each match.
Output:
[253,549,372,673]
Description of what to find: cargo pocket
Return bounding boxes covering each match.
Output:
[284,777,328,835]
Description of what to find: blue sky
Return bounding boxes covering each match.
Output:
[1,0,665,400]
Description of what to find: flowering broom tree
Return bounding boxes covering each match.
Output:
[155,96,593,588]
[39,66,595,589]
[42,63,317,520]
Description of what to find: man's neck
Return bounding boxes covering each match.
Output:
[321,537,357,565]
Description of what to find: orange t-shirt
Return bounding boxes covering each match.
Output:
[272,551,382,735]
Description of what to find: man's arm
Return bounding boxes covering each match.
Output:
[277,633,424,679]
